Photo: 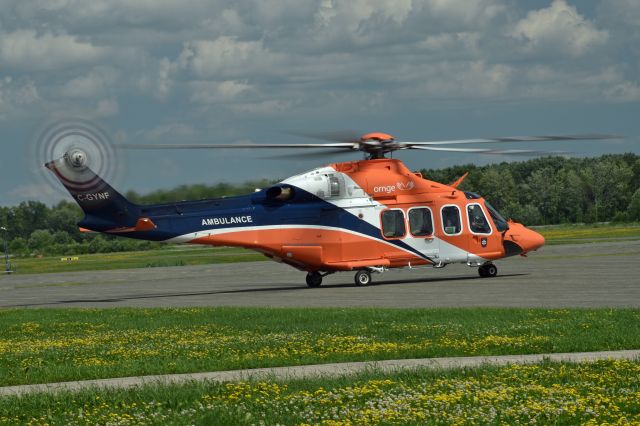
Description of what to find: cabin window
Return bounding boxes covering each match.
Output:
[467,204,491,234]
[441,205,462,235]
[408,207,433,237]
[381,209,405,238]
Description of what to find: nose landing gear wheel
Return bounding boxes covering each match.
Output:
[306,272,322,288]
[478,263,498,278]
[354,270,372,286]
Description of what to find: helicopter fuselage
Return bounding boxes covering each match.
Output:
[50,157,543,278]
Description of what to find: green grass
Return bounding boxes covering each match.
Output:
[9,246,264,274]
[535,222,640,245]
[0,307,638,387]
[1,360,639,424]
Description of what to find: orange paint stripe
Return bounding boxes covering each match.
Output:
[190,227,429,271]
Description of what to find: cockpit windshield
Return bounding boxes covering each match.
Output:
[485,200,509,232]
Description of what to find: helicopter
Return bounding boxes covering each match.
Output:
[45,130,617,287]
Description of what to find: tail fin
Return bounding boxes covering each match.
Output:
[45,152,140,232]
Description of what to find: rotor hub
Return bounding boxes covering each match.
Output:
[65,149,89,170]
[359,132,395,142]
[359,132,398,158]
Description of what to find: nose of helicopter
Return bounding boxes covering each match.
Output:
[502,223,545,257]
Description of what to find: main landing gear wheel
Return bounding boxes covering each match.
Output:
[354,270,372,286]
[478,263,498,278]
[306,272,322,288]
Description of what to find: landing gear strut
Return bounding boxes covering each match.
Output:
[478,263,498,278]
[354,269,372,286]
[306,271,322,288]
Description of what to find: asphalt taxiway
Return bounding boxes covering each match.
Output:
[0,240,638,308]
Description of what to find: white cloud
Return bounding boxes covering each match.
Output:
[0,77,40,120]
[417,61,513,98]
[178,37,278,79]
[511,0,608,57]
[61,67,119,98]
[156,58,177,100]
[95,98,118,117]
[189,80,253,104]
[0,30,105,71]
[9,183,64,204]
[135,57,178,101]
[603,81,640,102]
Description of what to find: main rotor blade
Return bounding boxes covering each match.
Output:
[262,148,356,160]
[286,130,362,143]
[399,133,622,146]
[410,146,571,156]
[118,143,358,150]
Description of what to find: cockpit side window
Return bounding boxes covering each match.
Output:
[467,204,491,234]
[485,201,509,232]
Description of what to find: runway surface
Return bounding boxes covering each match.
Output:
[0,240,638,308]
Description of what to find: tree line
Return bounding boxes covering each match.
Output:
[421,153,640,225]
[1,154,638,257]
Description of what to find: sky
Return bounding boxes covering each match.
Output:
[0,0,639,206]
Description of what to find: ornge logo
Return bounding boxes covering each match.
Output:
[396,181,415,191]
[373,181,415,194]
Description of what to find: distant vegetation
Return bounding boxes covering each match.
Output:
[422,153,640,225]
[0,154,638,258]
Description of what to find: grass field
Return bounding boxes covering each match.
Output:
[534,222,640,245]
[5,222,640,275]
[8,246,264,275]
[0,307,638,388]
[1,360,638,424]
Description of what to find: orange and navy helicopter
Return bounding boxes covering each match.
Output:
[45,130,616,287]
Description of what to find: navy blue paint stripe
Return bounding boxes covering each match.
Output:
[92,186,432,262]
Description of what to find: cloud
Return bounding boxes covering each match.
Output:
[95,98,118,117]
[415,61,514,99]
[603,81,640,102]
[0,77,40,120]
[60,67,119,98]
[189,80,253,104]
[178,37,280,79]
[0,30,105,71]
[510,0,608,57]
[9,183,64,205]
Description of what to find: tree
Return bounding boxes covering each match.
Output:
[526,167,562,224]
[628,189,640,221]
[476,166,517,217]
[28,230,54,254]
[581,159,633,222]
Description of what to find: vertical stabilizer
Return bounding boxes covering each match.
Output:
[45,151,139,231]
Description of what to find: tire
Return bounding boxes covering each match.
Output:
[354,270,372,286]
[485,264,498,277]
[306,272,322,288]
[479,263,497,278]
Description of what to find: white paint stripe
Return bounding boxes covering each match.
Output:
[1,350,637,396]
